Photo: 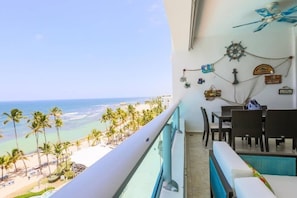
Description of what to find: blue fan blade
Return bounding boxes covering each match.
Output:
[233,20,263,28]
[255,8,273,17]
[254,22,268,32]
[282,5,297,15]
[277,17,297,23]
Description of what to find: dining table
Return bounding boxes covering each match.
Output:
[211,110,266,141]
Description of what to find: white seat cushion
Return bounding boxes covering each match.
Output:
[234,177,276,198]
[263,174,297,198]
[213,141,253,188]
[209,122,231,129]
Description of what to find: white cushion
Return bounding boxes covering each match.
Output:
[263,174,297,198]
[213,141,253,188]
[234,177,276,198]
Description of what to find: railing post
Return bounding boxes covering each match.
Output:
[162,122,178,192]
[175,106,182,133]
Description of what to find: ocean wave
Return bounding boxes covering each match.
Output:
[62,112,87,121]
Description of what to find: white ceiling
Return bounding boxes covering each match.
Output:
[164,0,297,51]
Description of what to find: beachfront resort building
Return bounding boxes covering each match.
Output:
[52,1,297,197]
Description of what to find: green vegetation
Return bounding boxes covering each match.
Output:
[0,97,166,193]
[97,97,165,145]
[14,187,55,198]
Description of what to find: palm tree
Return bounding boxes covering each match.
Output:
[62,141,71,169]
[3,109,25,152]
[91,129,102,146]
[106,126,116,145]
[87,134,92,146]
[39,143,52,175]
[100,107,114,131]
[0,155,5,181]
[75,140,81,151]
[26,120,43,174]
[3,109,28,175]
[3,155,12,178]
[51,142,63,169]
[29,111,51,144]
[37,112,52,144]
[7,148,27,173]
[50,107,63,143]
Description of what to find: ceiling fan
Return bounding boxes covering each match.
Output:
[233,2,297,32]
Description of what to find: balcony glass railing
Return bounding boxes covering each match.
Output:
[51,102,182,198]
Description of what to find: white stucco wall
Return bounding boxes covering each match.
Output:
[172,29,297,132]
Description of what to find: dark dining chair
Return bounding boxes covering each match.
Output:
[231,110,264,151]
[201,107,231,147]
[221,105,244,127]
[264,109,297,152]
[221,105,244,116]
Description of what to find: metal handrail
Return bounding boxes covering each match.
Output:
[51,101,180,198]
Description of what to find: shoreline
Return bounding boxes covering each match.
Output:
[0,119,107,156]
[0,97,152,156]
[0,132,114,198]
[0,102,153,197]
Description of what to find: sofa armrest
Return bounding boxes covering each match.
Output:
[209,151,233,198]
[234,177,276,198]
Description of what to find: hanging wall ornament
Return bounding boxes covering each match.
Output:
[253,64,274,75]
[180,69,187,82]
[225,41,246,61]
[184,82,191,88]
[204,85,221,100]
[201,64,214,73]
[197,78,205,84]
[265,75,282,84]
[232,68,239,84]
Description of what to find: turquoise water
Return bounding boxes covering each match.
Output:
[0,97,149,155]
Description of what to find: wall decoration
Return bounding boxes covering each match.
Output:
[180,41,293,104]
[201,64,214,73]
[265,75,282,84]
[278,86,293,95]
[232,68,239,84]
[197,78,205,84]
[204,86,221,100]
[184,82,191,88]
[225,41,246,61]
[253,64,274,75]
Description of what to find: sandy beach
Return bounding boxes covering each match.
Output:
[0,137,113,198]
[0,102,152,198]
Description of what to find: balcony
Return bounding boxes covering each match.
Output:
[49,101,296,197]
[51,102,189,198]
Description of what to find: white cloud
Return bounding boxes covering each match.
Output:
[147,0,166,26]
[148,2,161,12]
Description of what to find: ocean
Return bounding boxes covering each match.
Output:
[0,97,149,155]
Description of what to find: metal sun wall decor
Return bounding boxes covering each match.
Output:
[180,41,293,103]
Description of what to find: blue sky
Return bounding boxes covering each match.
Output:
[0,0,172,101]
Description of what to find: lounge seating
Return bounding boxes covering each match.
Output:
[209,141,297,198]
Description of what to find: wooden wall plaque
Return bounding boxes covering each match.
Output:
[253,64,274,75]
[265,75,282,84]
